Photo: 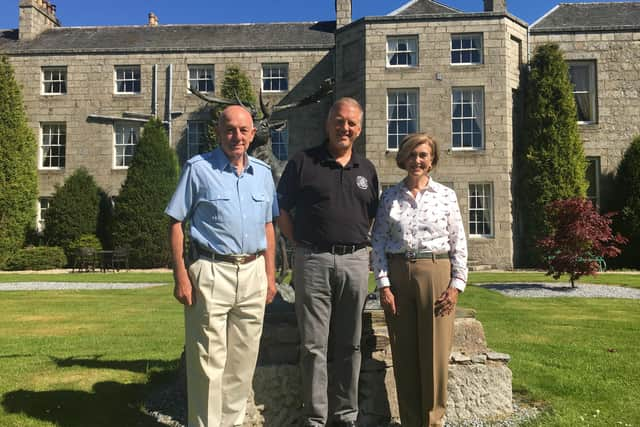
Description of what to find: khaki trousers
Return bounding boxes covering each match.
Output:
[385,257,454,427]
[185,256,267,427]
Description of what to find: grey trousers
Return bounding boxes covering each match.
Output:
[294,246,369,426]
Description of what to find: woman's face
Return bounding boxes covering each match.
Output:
[405,142,432,178]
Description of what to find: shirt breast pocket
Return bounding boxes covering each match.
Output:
[251,192,268,222]
[203,192,232,222]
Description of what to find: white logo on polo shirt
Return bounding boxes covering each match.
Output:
[356,176,369,190]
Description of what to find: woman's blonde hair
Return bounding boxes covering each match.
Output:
[395,133,439,171]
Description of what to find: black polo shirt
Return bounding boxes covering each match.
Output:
[277,144,379,245]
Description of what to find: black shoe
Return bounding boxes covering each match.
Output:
[332,421,357,427]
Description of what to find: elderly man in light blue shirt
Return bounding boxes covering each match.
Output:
[166,105,277,427]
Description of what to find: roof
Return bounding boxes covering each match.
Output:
[389,0,461,16]
[531,2,640,33]
[0,21,336,55]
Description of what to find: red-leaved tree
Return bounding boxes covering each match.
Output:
[538,198,627,287]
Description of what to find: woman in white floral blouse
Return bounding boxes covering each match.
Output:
[371,133,468,427]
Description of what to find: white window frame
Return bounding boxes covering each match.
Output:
[114,66,141,94]
[188,65,214,93]
[40,123,66,169]
[451,87,484,150]
[114,123,140,168]
[387,89,419,151]
[262,64,288,92]
[451,34,483,65]
[37,197,52,232]
[468,183,493,238]
[568,60,597,124]
[187,121,209,159]
[386,36,418,68]
[42,66,67,95]
[271,124,289,161]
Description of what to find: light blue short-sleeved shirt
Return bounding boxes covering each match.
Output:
[165,148,277,255]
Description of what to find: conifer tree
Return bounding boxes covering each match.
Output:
[206,65,257,149]
[112,118,179,268]
[517,43,588,265]
[612,136,640,268]
[43,168,103,258]
[0,56,38,266]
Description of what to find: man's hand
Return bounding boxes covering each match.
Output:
[435,287,459,317]
[266,280,277,305]
[173,267,194,306]
[379,287,397,316]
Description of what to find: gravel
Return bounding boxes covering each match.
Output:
[477,282,640,299]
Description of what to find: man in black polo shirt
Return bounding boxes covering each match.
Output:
[277,97,379,427]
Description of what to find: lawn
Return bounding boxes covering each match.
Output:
[0,271,638,426]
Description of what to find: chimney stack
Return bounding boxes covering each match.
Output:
[19,0,60,41]
[483,0,506,13]
[148,12,159,27]
[335,0,352,29]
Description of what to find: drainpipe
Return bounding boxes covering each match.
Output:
[167,64,173,145]
[152,64,158,118]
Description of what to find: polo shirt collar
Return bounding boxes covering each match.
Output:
[319,142,361,169]
[211,147,254,175]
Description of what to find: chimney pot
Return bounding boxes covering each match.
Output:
[148,12,159,26]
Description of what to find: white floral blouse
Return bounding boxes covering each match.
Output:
[371,178,468,291]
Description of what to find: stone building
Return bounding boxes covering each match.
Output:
[1,0,638,268]
[530,2,640,211]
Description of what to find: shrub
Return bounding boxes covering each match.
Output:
[612,136,640,268]
[3,246,67,271]
[0,56,38,266]
[112,118,179,268]
[67,234,103,255]
[538,198,627,287]
[43,168,104,258]
[517,43,588,266]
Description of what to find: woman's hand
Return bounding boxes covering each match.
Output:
[435,287,459,317]
[379,287,397,316]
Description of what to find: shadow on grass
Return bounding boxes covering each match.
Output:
[49,355,176,373]
[2,381,163,426]
[1,357,180,427]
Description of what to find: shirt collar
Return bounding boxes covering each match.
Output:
[319,141,361,169]
[211,147,254,175]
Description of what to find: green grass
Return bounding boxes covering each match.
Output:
[0,271,173,284]
[0,285,183,426]
[461,285,640,427]
[0,271,639,426]
[469,271,640,288]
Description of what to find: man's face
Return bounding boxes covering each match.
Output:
[325,102,362,152]
[217,106,256,163]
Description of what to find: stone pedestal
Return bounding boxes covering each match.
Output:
[244,302,513,426]
[145,295,512,426]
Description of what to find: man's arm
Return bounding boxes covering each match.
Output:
[264,221,277,304]
[278,209,295,242]
[169,219,194,306]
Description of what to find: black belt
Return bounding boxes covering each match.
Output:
[388,251,450,261]
[194,245,264,265]
[304,242,368,255]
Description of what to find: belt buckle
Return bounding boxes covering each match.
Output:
[406,250,416,260]
[229,254,248,264]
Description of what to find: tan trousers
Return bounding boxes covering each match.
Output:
[185,256,267,427]
[386,257,454,427]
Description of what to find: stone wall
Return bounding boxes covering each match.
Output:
[8,48,332,197]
